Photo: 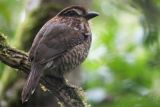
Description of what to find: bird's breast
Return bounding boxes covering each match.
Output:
[45,40,91,77]
[59,41,90,71]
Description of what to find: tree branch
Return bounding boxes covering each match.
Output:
[0,33,89,107]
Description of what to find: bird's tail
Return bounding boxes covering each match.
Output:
[21,63,43,103]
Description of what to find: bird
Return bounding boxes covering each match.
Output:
[21,5,99,103]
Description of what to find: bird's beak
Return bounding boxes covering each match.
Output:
[85,11,99,20]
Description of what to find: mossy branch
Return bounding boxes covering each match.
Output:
[0,33,89,107]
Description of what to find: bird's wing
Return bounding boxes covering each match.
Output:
[22,24,87,102]
[28,20,51,62]
[30,24,85,64]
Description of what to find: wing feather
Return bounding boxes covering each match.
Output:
[29,24,85,64]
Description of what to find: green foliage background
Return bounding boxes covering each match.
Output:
[1,0,160,107]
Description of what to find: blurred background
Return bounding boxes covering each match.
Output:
[0,0,160,107]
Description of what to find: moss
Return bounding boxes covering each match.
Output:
[77,87,90,107]
[0,32,7,47]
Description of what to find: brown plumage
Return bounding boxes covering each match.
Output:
[21,5,98,103]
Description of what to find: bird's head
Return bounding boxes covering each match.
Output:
[57,5,99,21]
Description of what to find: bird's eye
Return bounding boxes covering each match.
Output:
[65,11,79,16]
